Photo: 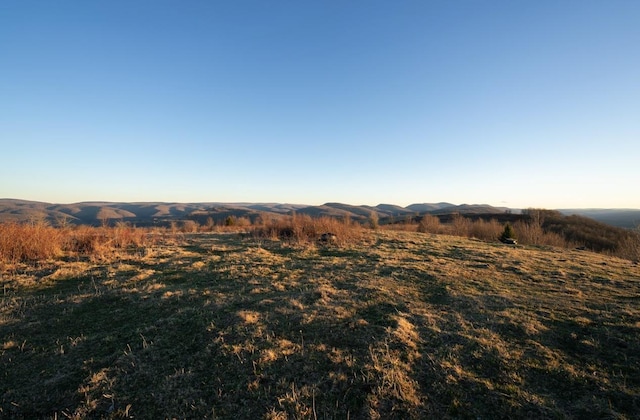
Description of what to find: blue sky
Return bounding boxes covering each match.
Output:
[1,1,639,208]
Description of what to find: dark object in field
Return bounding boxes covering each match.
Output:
[500,237,518,245]
[319,233,337,244]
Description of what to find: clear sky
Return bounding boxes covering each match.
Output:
[1,1,639,209]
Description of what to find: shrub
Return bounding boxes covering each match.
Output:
[181,220,200,233]
[500,223,517,242]
[369,211,379,230]
[417,215,441,234]
[449,214,471,237]
[0,222,157,264]
[469,218,502,241]
[513,220,543,245]
[0,222,62,263]
[617,230,640,263]
[512,220,569,248]
[248,215,362,246]
[235,217,252,228]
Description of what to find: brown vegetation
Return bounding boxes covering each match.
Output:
[3,207,639,264]
[0,222,64,263]
[0,222,157,265]
[248,213,364,246]
[406,210,640,261]
[1,229,638,418]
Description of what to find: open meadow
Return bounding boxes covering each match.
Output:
[1,226,639,419]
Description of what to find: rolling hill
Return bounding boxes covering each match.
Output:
[1,199,638,231]
[560,208,640,229]
[0,199,510,226]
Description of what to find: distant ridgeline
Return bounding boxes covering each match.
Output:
[0,199,512,227]
[0,200,638,258]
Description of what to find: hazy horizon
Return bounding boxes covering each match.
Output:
[2,1,639,208]
[3,196,640,212]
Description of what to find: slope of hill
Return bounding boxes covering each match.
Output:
[429,203,512,215]
[0,199,59,223]
[0,200,277,226]
[0,200,212,225]
[2,200,639,236]
[1,230,638,418]
[560,209,640,229]
[0,199,513,226]
[374,203,415,216]
[406,202,455,212]
[245,203,308,214]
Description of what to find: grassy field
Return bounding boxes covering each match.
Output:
[1,230,639,419]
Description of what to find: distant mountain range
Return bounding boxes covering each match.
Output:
[0,199,638,229]
[557,209,640,229]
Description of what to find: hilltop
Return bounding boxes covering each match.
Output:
[1,229,638,418]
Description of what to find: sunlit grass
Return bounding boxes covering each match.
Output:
[1,230,639,418]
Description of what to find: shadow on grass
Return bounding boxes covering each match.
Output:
[2,232,639,419]
[411,276,640,419]
[1,269,415,418]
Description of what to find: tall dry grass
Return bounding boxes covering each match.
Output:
[0,222,155,264]
[468,218,503,241]
[512,219,570,248]
[294,212,639,261]
[413,215,574,248]
[416,214,441,234]
[616,230,640,263]
[249,214,363,246]
[64,223,150,257]
[0,222,63,263]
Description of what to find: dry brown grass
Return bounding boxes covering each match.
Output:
[411,215,586,251]
[0,222,64,263]
[1,229,639,419]
[249,214,364,246]
[0,222,162,266]
[452,210,640,260]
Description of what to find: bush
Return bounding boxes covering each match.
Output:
[469,218,502,241]
[248,215,363,246]
[500,223,517,242]
[449,214,471,237]
[369,211,379,230]
[0,222,157,264]
[0,222,62,263]
[181,220,200,233]
[417,215,441,234]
